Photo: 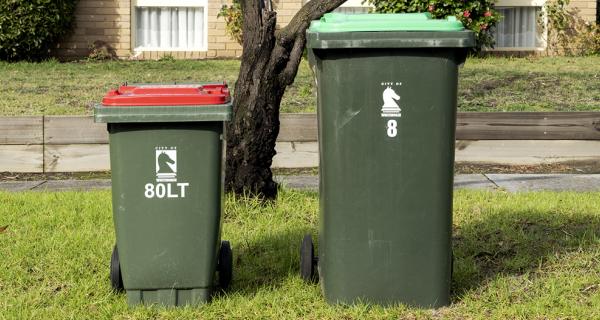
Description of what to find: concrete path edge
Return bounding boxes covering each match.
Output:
[2,174,600,193]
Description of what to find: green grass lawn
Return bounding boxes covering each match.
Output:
[0,56,598,116]
[1,189,599,319]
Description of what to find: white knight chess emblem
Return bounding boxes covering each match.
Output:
[156,149,177,182]
[381,86,401,117]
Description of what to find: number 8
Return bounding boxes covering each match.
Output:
[387,120,397,137]
[144,183,154,198]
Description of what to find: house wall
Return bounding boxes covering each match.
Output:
[52,0,132,59]
[53,0,596,60]
[273,0,303,26]
[54,0,304,60]
[568,0,597,22]
[136,0,240,60]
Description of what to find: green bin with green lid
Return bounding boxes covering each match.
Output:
[95,83,233,306]
[299,13,475,308]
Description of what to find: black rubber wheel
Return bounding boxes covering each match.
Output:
[218,240,233,290]
[300,234,316,283]
[110,244,124,292]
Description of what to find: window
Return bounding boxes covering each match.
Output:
[491,0,546,50]
[494,7,543,48]
[133,0,208,51]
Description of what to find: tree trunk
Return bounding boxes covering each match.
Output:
[225,0,346,199]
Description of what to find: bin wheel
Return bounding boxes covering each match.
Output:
[300,234,317,283]
[218,240,233,290]
[110,244,124,292]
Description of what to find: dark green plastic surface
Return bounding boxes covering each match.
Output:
[107,122,224,306]
[307,31,475,49]
[308,18,473,308]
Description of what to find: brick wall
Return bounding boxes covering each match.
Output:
[569,0,597,22]
[51,0,599,60]
[53,0,131,59]
[138,0,239,60]
[55,0,306,60]
[138,0,304,60]
[273,0,303,27]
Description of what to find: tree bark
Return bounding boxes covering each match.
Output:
[225,0,346,199]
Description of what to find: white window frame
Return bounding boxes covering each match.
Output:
[132,0,208,52]
[488,0,547,51]
[337,0,372,8]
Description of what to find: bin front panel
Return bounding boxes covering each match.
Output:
[316,48,459,308]
[109,122,223,290]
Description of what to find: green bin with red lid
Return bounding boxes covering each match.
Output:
[95,83,233,306]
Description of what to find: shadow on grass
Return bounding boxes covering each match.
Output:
[220,227,312,296]
[219,194,600,303]
[451,209,600,299]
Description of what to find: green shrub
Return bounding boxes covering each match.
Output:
[365,0,500,50]
[218,0,243,45]
[0,0,79,61]
[544,0,600,56]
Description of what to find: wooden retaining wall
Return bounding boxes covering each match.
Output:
[1,112,600,172]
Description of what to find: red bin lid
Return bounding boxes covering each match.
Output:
[102,83,231,106]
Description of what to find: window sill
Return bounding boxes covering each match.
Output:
[495,0,545,6]
[134,48,208,52]
[135,0,207,7]
[485,47,546,52]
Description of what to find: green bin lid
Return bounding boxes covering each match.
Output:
[307,13,475,49]
[309,13,464,32]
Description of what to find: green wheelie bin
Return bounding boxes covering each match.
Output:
[299,13,475,308]
[95,83,233,306]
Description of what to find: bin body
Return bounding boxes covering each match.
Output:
[308,13,474,308]
[95,84,231,306]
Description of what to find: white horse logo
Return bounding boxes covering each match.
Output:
[381,86,401,115]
